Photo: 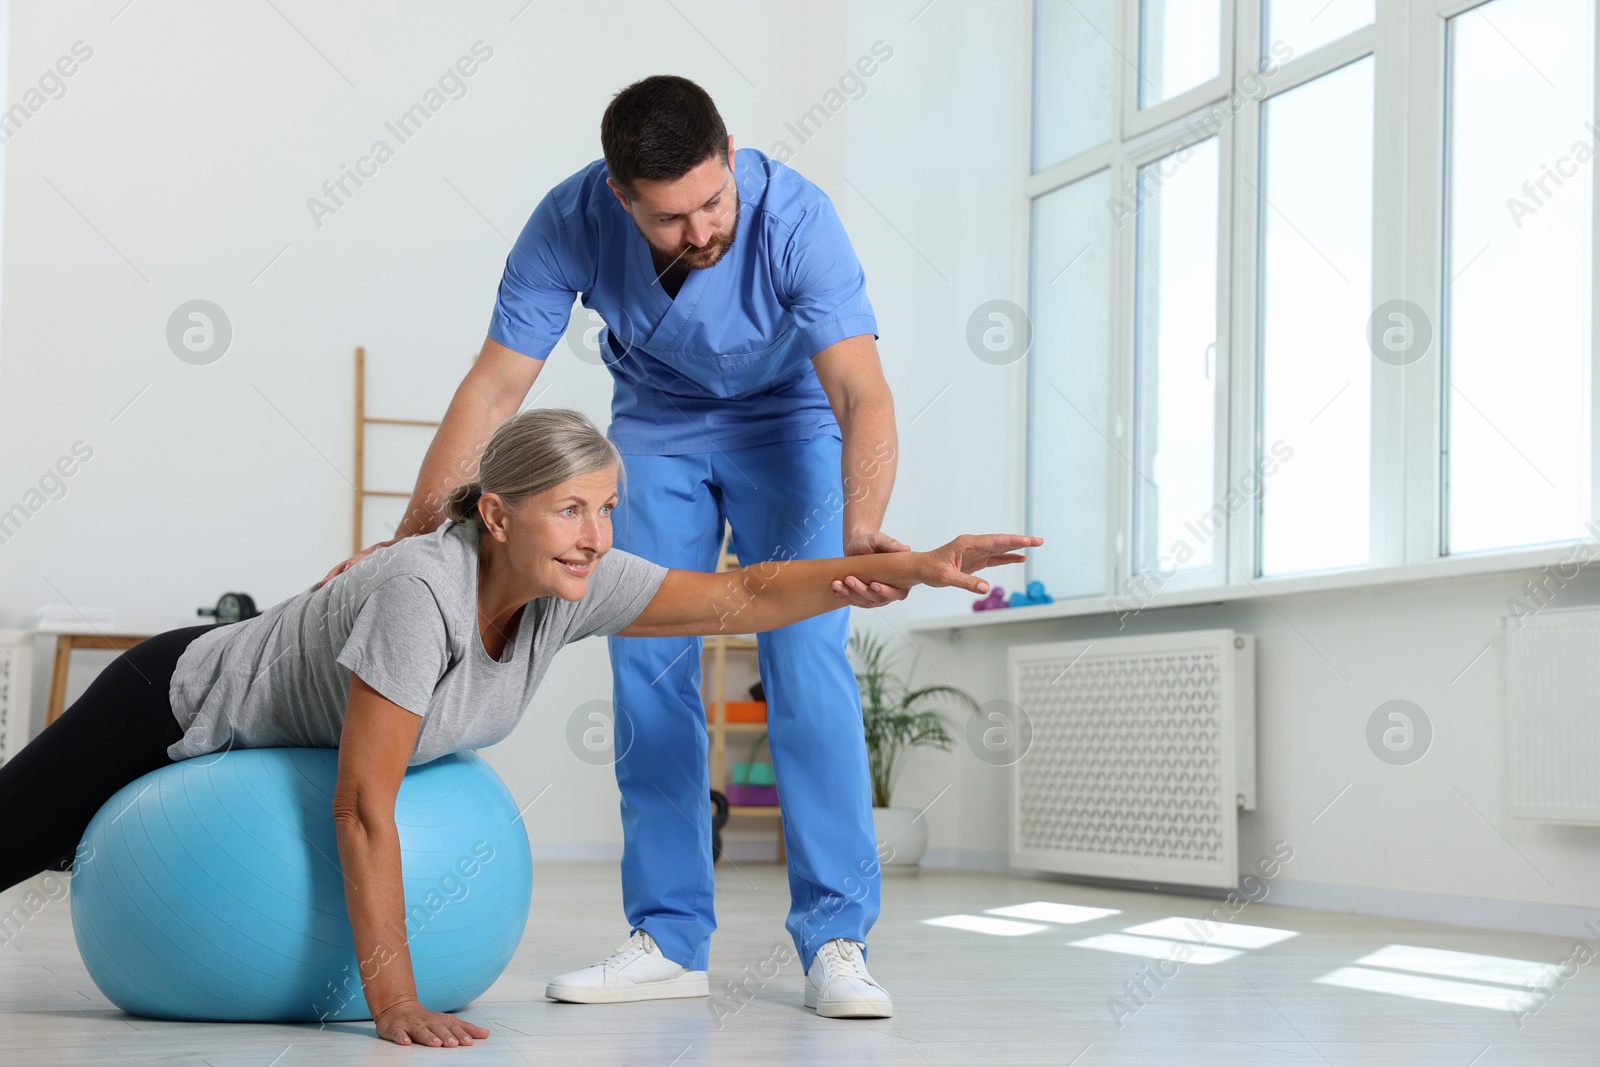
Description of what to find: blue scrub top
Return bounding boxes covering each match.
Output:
[487,148,878,455]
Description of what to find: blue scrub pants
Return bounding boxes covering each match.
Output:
[607,433,881,972]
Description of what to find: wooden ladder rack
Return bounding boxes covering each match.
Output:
[353,345,442,554]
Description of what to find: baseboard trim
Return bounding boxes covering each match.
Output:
[921,847,1011,872]
[528,841,782,863]
[529,842,622,863]
[920,849,1600,938]
[1262,878,1600,940]
[528,843,1599,939]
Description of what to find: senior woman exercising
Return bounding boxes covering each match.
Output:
[0,407,1037,1049]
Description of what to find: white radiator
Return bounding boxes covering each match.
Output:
[1505,607,1600,824]
[1009,628,1256,890]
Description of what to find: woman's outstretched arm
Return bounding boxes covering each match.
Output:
[617,534,1043,638]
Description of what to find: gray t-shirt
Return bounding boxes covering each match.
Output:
[167,520,668,765]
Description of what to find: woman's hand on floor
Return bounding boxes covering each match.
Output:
[917,534,1045,593]
[374,999,490,1047]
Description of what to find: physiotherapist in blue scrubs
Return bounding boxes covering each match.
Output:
[330,75,903,1019]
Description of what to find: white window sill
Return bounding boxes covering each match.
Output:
[908,535,1597,633]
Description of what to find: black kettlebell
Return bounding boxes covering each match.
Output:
[197,592,259,625]
[710,789,730,862]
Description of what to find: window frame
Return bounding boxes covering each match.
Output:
[1237,30,1385,581]
[1121,118,1235,594]
[1024,0,1600,614]
[1123,0,1238,138]
[1025,165,1118,601]
[1430,0,1600,559]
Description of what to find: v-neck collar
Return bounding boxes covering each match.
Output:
[628,213,711,352]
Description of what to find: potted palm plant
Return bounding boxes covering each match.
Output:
[850,630,978,872]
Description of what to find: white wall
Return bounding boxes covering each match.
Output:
[0,0,860,856]
[828,0,1036,865]
[0,0,1029,862]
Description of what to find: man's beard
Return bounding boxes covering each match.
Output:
[651,198,740,274]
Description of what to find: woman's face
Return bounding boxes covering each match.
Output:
[486,466,619,601]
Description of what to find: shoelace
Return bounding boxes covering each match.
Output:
[603,930,656,971]
[819,939,872,983]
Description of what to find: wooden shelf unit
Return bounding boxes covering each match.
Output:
[704,530,783,862]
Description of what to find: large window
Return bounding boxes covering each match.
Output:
[1027,0,1600,604]
[1443,0,1595,554]
[1141,0,1223,107]
[1035,0,1114,169]
[1134,137,1221,577]
[1257,56,1374,575]
[1030,172,1113,597]
[1265,0,1375,60]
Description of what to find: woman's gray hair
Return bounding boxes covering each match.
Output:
[444,408,621,533]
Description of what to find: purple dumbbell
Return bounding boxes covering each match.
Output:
[972,586,1008,612]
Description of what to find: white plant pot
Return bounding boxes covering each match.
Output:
[872,806,927,873]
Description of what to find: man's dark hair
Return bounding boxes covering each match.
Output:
[601,75,728,197]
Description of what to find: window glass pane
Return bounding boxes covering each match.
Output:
[1133,137,1220,574]
[1258,57,1374,576]
[1035,0,1114,169]
[1030,171,1112,597]
[1265,0,1374,64]
[1445,0,1594,554]
[1140,0,1221,108]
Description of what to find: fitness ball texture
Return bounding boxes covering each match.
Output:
[70,748,532,1022]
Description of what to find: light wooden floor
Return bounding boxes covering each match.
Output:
[2,861,1595,1065]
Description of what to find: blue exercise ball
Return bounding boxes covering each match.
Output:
[70,747,532,1023]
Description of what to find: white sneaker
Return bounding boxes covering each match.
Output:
[545,930,709,1004]
[803,938,893,1018]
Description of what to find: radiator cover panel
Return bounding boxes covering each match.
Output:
[0,630,33,768]
[1505,607,1600,824]
[1009,629,1252,889]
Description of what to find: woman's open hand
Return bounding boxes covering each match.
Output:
[374,999,490,1047]
[917,534,1044,593]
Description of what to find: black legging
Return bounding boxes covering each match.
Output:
[0,623,222,893]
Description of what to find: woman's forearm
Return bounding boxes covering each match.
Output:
[621,533,1036,640]
[333,815,420,1020]
[712,552,928,633]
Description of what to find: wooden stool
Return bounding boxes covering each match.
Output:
[43,628,159,726]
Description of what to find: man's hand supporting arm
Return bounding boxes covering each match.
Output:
[811,334,906,607]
